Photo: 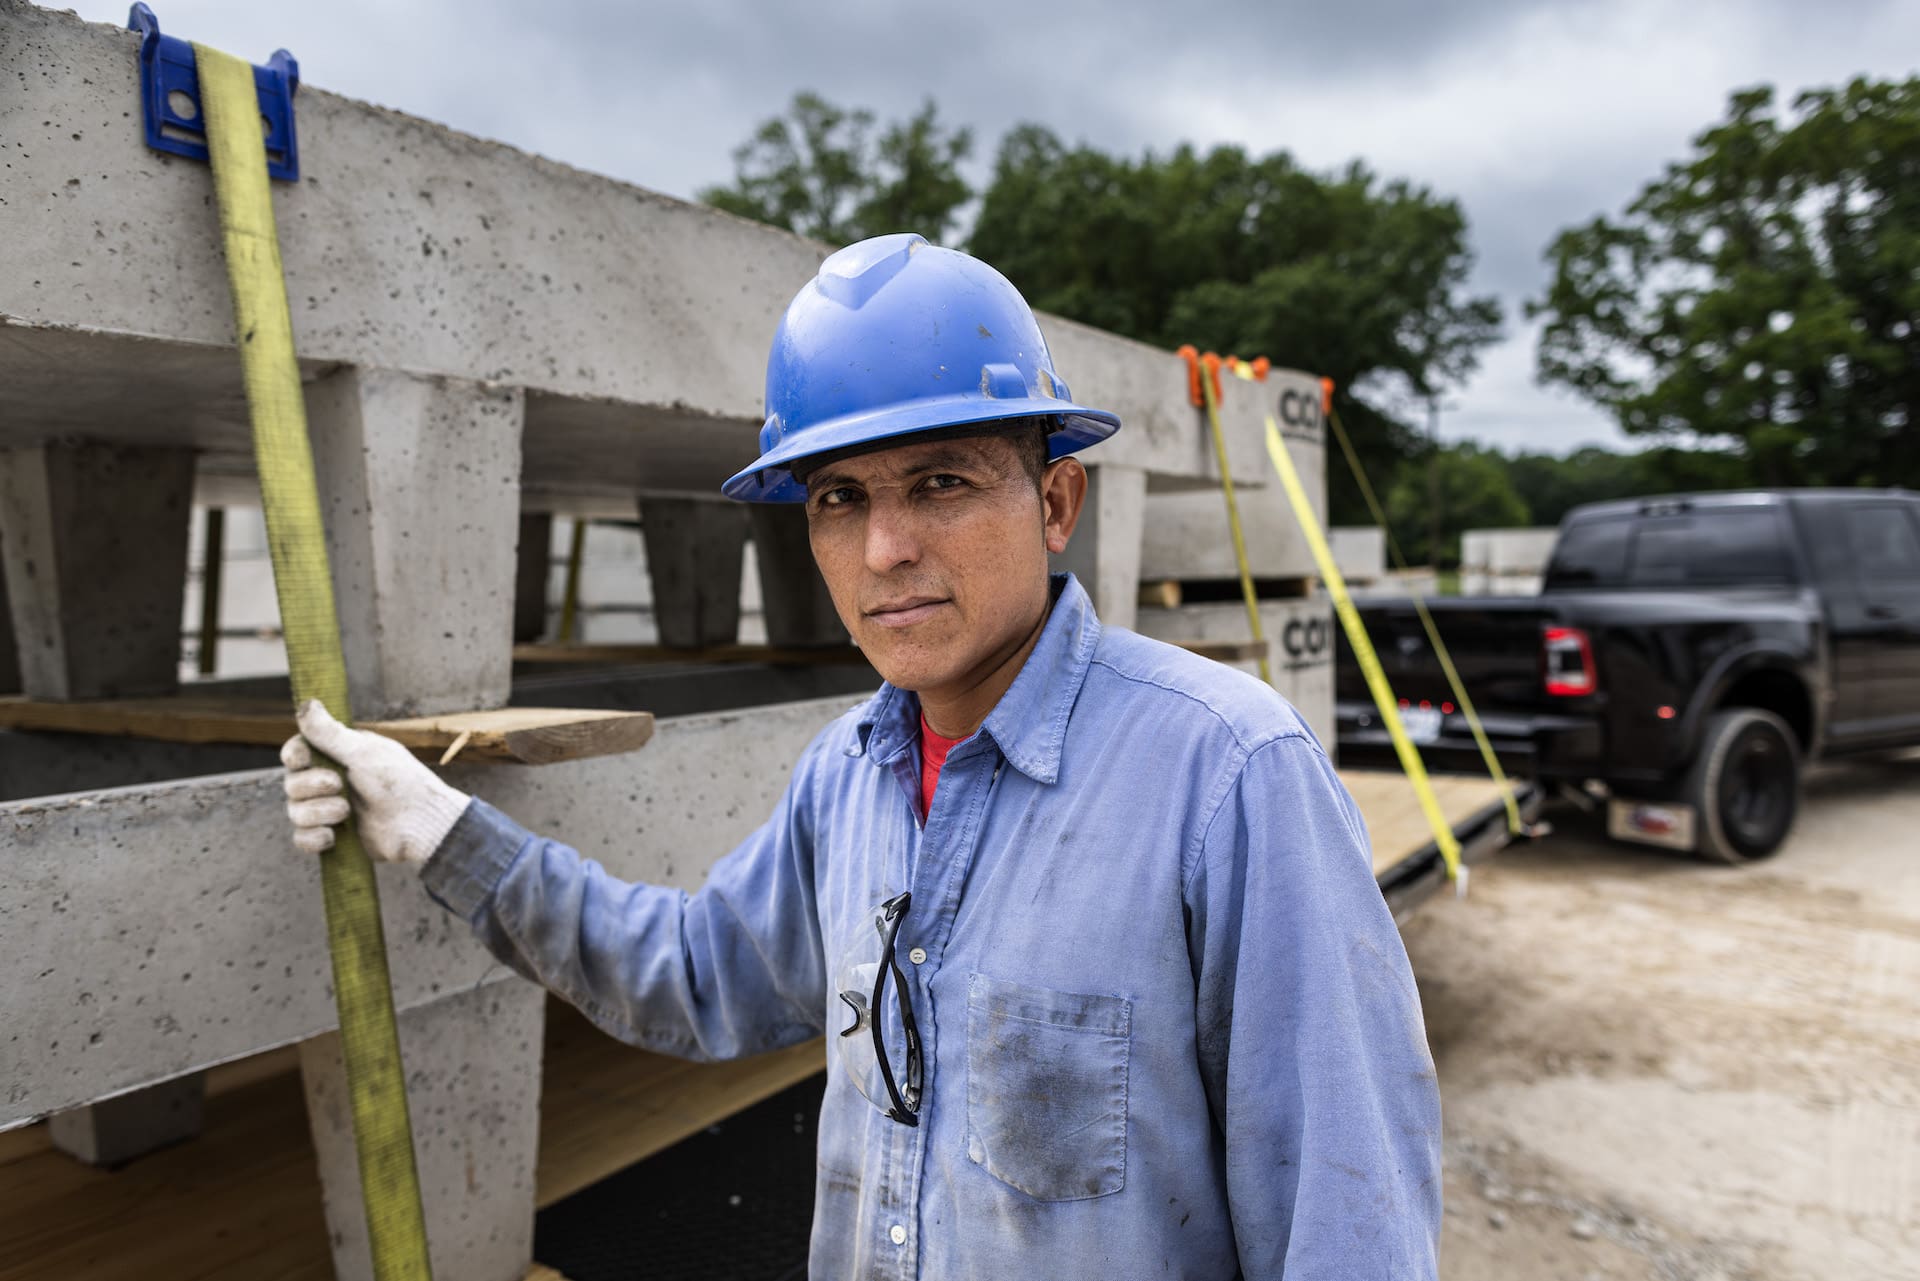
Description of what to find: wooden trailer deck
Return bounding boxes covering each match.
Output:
[0,767,1529,1280]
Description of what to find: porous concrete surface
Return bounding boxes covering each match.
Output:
[1411,751,1920,1280]
[1053,463,1146,631]
[0,692,859,1125]
[306,367,524,717]
[639,496,748,648]
[750,502,848,647]
[300,981,544,1281]
[0,442,195,698]
[0,0,1277,495]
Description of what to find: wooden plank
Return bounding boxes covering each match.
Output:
[0,697,654,766]
[1137,579,1182,610]
[1339,768,1514,879]
[515,641,872,667]
[373,708,654,766]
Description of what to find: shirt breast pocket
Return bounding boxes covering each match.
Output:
[965,973,1130,1202]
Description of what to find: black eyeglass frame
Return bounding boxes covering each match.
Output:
[837,890,923,1126]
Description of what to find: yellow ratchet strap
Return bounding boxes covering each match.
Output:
[196,45,434,1279]
[1324,399,1525,837]
[1263,416,1465,887]
[1198,365,1272,684]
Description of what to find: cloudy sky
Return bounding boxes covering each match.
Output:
[78,0,1920,453]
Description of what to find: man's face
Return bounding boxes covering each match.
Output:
[803,433,1078,699]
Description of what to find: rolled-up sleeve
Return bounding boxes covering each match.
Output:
[420,746,828,1063]
[1186,734,1442,1279]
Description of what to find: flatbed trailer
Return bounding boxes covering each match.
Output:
[0,764,1531,1281]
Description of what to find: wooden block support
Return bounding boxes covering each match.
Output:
[1137,579,1182,611]
[0,698,654,766]
[1168,638,1270,664]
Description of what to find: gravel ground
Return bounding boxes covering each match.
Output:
[1402,750,1920,1281]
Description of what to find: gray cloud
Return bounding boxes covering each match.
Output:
[71,0,1920,455]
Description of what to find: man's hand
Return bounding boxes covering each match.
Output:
[281,700,472,867]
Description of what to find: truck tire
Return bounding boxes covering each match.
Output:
[1686,708,1801,863]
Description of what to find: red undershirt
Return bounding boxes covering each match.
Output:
[918,714,967,820]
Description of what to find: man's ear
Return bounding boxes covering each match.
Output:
[1041,457,1088,555]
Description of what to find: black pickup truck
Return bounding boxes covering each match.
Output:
[1336,489,1920,862]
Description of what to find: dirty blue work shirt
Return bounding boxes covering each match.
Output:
[423,574,1441,1279]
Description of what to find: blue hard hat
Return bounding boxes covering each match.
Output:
[722,233,1122,502]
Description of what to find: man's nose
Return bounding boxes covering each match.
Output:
[863,496,921,574]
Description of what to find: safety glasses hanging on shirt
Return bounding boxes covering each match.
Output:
[835,891,923,1126]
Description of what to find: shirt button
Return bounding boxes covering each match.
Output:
[889,1224,907,1245]
[908,947,928,965]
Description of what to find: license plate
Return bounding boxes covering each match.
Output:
[1398,706,1443,744]
[1607,799,1697,852]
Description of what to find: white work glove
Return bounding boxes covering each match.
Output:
[281,700,471,867]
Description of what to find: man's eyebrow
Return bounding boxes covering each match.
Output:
[805,445,1005,496]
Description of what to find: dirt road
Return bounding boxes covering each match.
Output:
[1405,751,1920,1281]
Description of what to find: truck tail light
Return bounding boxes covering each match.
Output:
[1543,626,1597,697]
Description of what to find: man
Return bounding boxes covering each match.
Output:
[282,233,1442,1278]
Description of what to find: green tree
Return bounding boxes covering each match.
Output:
[968,126,1503,522]
[698,93,973,246]
[1505,447,1642,525]
[1385,443,1529,568]
[1532,78,1920,487]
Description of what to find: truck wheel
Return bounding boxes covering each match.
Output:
[1686,708,1800,863]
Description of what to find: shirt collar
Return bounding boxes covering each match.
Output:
[851,573,1100,786]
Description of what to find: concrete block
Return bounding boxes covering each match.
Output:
[300,982,544,1281]
[1461,527,1559,575]
[1459,531,1488,575]
[0,693,854,1126]
[0,443,195,699]
[514,512,553,644]
[307,368,525,718]
[1459,572,1543,597]
[1347,569,1441,600]
[1139,369,1326,582]
[1134,599,1335,748]
[1329,527,1387,583]
[47,1072,205,1166]
[639,497,747,648]
[1053,464,1147,632]
[749,505,847,647]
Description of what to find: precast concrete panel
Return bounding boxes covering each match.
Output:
[1329,527,1387,583]
[0,3,1271,496]
[0,692,866,1127]
[1461,527,1559,576]
[1139,369,1326,582]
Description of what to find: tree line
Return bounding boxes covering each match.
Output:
[701,81,1920,565]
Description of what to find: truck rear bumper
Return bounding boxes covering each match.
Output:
[1335,702,1604,778]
